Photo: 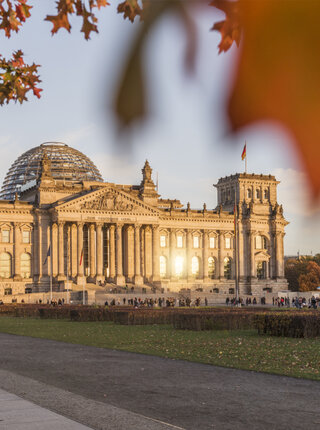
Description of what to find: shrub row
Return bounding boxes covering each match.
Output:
[1,305,319,337]
[254,312,320,338]
[172,312,256,331]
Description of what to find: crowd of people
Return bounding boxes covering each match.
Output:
[104,296,205,308]
[225,297,266,306]
[272,296,318,309]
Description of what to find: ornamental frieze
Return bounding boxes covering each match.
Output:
[81,191,137,211]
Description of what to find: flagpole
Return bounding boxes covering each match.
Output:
[234,189,239,304]
[50,226,53,303]
[245,141,247,174]
[66,226,69,304]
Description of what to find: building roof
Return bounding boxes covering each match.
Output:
[0,142,103,200]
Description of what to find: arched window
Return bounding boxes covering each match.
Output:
[160,256,167,278]
[208,257,215,279]
[21,253,31,278]
[175,256,184,277]
[256,189,260,199]
[224,257,232,279]
[264,188,269,200]
[247,188,252,199]
[0,252,12,278]
[191,256,200,277]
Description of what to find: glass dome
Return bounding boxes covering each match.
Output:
[0,142,103,200]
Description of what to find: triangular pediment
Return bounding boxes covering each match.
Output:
[254,250,270,260]
[55,186,160,215]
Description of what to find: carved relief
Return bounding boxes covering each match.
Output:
[81,191,137,211]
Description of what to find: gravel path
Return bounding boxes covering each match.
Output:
[0,333,319,430]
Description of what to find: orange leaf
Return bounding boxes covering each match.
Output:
[210,0,241,53]
[226,0,320,197]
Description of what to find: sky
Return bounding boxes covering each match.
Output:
[1,2,320,256]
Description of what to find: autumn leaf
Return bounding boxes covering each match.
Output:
[222,0,320,197]
[0,50,42,105]
[210,0,241,53]
[117,0,142,23]
[45,0,109,39]
[0,0,32,37]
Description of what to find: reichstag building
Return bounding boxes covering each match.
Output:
[0,142,288,300]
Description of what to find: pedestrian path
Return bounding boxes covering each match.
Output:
[0,388,92,430]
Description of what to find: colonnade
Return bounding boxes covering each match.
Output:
[34,221,285,286]
[50,222,160,286]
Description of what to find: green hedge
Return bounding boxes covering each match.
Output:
[1,305,319,338]
[172,312,256,331]
[254,312,320,338]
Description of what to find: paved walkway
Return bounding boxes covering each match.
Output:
[0,388,92,429]
[0,333,320,429]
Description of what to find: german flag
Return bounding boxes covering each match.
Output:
[241,143,246,160]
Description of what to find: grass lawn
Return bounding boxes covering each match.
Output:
[0,316,319,381]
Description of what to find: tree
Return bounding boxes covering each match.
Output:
[285,258,307,292]
[298,261,320,292]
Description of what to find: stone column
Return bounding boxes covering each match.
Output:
[76,222,84,284]
[37,220,43,280]
[71,223,77,278]
[250,231,256,278]
[238,222,245,280]
[134,224,143,284]
[275,232,283,278]
[152,225,160,282]
[115,224,125,285]
[218,231,224,279]
[108,225,116,281]
[126,225,134,281]
[89,224,96,281]
[169,229,176,278]
[32,223,38,281]
[58,221,65,280]
[13,223,21,280]
[96,223,103,282]
[186,229,192,281]
[144,226,152,280]
[202,230,209,282]
[51,223,58,278]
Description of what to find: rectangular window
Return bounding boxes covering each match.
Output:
[225,237,231,249]
[209,237,215,249]
[177,235,183,248]
[22,231,30,244]
[2,230,9,243]
[160,235,166,248]
[193,236,199,248]
[256,235,262,249]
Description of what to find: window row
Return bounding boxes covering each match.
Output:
[0,252,31,278]
[160,235,232,249]
[0,229,31,244]
[159,256,232,279]
[246,187,269,200]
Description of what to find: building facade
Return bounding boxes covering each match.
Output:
[0,142,288,299]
